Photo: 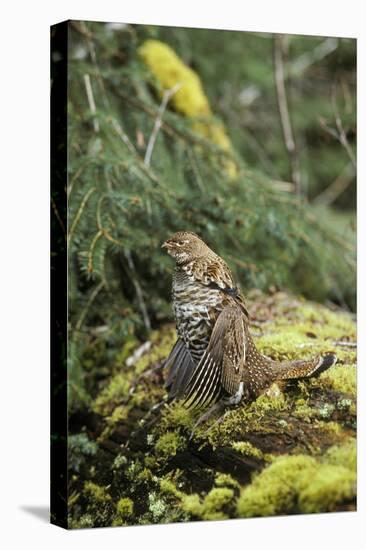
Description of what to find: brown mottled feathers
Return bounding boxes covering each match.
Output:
[183,306,246,408]
[162,231,337,410]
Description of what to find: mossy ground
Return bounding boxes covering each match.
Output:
[68,291,356,528]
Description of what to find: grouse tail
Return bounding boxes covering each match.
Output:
[272,353,337,381]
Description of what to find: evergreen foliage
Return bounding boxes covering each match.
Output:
[66,22,356,409]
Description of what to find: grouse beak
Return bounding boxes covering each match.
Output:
[161,240,171,250]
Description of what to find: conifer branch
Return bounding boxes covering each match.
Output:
[68,187,97,247]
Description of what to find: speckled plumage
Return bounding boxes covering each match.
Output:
[162,231,336,409]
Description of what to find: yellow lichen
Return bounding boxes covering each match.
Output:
[138,40,211,117]
[138,39,237,178]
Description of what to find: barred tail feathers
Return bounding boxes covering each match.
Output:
[273,353,337,381]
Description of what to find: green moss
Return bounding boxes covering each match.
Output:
[324,438,357,472]
[181,488,234,521]
[202,487,234,520]
[320,364,356,396]
[237,438,357,518]
[115,338,139,366]
[69,514,94,529]
[159,477,184,499]
[256,300,355,365]
[84,481,112,504]
[154,431,186,460]
[71,292,356,526]
[181,494,202,517]
[232,441,264,460]
[92,373,130,416]
[298,464,356,513]
[237,455,317,518]
[100,405,129,438]
[159,401,194,431]
[116,497,134,518]
[252,391,288,413]
[215,472,240,489]
[133,327,176,375]
[292,397,315,422]
[137,467,154,483]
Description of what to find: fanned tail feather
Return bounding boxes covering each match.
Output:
[273,353,337,380]
[164,339,197,399]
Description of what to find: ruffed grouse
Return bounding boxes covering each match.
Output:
[162,231,336,415]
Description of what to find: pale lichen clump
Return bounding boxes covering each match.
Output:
[138,39,237,178]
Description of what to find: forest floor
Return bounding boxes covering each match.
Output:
[68,290,357,528]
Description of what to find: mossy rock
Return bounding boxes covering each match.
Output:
[68,291,356,527]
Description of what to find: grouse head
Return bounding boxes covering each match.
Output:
[162,231,209,265]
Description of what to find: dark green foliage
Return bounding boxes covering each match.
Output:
[66,22,355,410]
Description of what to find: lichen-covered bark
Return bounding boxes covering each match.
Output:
[68,291,356,528]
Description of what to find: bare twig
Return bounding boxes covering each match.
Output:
[110,117,164,187]
[124,250,151,332]
[79,21,110,109]
[273,34,301,195]
[126,341,152,367]
[314,162,356,206]
[289,38,339,77]
[83,73,99,132]
[333,102,356,170]
[319,89,356,170]
[332,341,357,348]
[272,180,296,193]
[110,117,137,156]
[144,83,181,167]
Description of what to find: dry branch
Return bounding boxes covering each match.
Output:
[273,34,301,195]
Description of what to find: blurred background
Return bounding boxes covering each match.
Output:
[59,21,356,411]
